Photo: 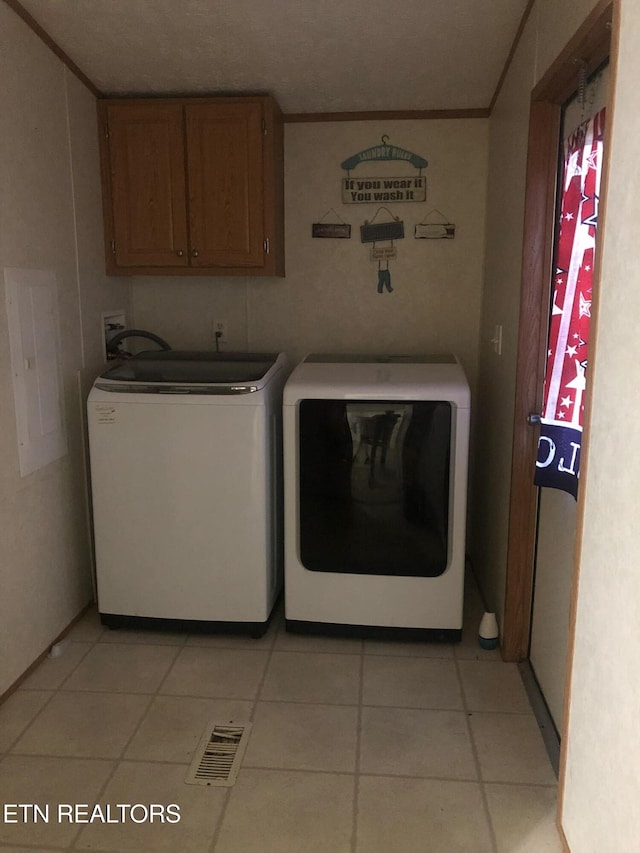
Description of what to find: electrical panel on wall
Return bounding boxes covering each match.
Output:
[4,268,68,477]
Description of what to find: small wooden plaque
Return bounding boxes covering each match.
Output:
[360,221,405,243]
[312,223,351,238]
[414,223,455,239]
[371,245,398,261]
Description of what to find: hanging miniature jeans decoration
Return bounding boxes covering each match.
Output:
[377,265,392,293]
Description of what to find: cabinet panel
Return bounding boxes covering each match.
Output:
[186,102,264,268]
[107,104,188,267]
[99,96,284,276]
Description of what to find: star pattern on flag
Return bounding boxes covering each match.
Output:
[582,194,599,227]
[536,107,605,498]
[566,360,587,392]
[579,293,592,318]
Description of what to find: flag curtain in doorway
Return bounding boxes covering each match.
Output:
[534,107,606,498]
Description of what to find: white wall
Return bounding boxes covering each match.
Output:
[473,6,538,621]
[131,118,488,401]
[0,4,129,695]
[562,1,640,846]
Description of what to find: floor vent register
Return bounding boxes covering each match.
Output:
[185,721,252,787]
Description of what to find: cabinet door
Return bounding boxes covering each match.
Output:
[107,104,189,267]
[186,102,265,268]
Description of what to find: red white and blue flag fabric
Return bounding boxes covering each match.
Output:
[534,107,606,498]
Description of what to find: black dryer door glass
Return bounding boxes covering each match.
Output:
[299,399,451,577]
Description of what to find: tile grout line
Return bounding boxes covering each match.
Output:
[36,687,537,716]
[454,654,499,853]
[477,778,559,790]
[2,691,58,759]
[67,634,185,849]
[350,643,365,853]
[255,648,452,659]
[66,624,128,850]
[3,628,103,759]
[33,639,97,693]
[222,765,493,784]
[207,607,281,853]
[67,617,273,851]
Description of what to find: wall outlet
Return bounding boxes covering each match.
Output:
[212,319,228,347]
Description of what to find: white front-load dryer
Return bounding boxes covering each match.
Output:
[87,351,287,635]
[283,353,470,640]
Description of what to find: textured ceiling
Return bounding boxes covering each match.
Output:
[15,0,529,112]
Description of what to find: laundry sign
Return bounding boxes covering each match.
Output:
[340,138,428,204]
[342,176,426,204]
[341,143,428,172]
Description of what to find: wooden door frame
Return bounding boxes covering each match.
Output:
[501,0,615,662]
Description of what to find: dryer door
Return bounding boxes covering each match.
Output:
[298,399,451,577]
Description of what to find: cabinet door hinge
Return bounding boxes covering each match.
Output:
[263,237,270,255]
[105,123,110,140]
[262,118,267,135]
[110,239,116,255]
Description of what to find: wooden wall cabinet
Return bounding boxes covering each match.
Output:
[98,95,284,276]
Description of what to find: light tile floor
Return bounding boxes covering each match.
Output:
[0,578,563,852]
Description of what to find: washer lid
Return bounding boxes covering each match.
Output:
[100,351,280,384]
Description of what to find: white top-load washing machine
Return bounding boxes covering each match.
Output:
[87,351,287,635]
[283,353,470,640]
